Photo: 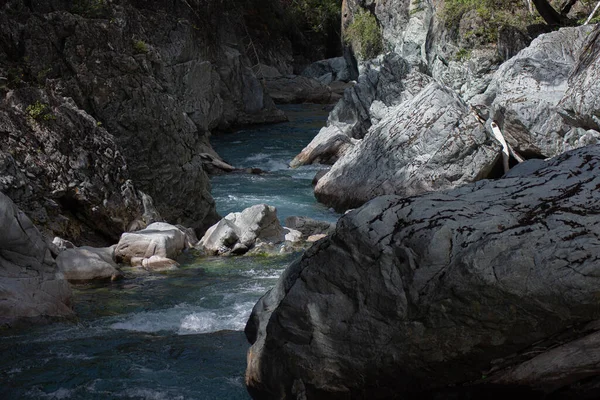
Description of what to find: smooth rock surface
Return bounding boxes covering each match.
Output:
[246,145,600,399]
[115,222,186,265]
[284,216,335,239]
[56,246,120,282]
[315,82,501,211]
[0,192,73,326]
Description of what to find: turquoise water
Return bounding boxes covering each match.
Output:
[0,105,335,400]
[211,104,338,223]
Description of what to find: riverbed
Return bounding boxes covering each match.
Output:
[0,104,336,399]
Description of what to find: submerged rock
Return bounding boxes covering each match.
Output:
[0,192,73,326]
[246,145,600,398]
[56,246,121,282]
[315,82,501,212]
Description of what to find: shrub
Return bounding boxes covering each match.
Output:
[344,9,383,60]
[133,40,149,54]
[26,101,55,121]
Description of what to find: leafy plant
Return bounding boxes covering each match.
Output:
[26,101,55,121]
[344,9,383,60]
[133,40,149,54]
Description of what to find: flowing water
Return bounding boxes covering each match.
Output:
[0,104,337,399]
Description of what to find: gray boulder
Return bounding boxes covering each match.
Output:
[263,75,333,104]
[200,204,290,256]
[115,222,186,265]
[0,192,73,326]
[290,54,432,167]
[315,82,501,211]
[474,25,596,158]
[559,24,600,132]
[56,246,121,282]
[301,57,352,83]
[246,145,600,399]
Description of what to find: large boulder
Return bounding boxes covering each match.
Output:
[314,82,501,211]
[200,204,293,256]
[114,222,186,265]
[474,25,597,158]
[56,246,120,282]
[263,75,333,104]
[246,145,600,399]
[290,54,432,167]
[0,192,73,326]
[284,216,335,239]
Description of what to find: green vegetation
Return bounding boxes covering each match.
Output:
[454,47,471,61]
[286,0,341,34]
[442,0,540,43]
[133,40,149,54]
[26,101,55,121]
[344,9,383,60]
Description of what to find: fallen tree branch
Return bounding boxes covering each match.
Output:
[585,1,600,25]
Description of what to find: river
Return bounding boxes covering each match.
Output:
[0,104,336,399]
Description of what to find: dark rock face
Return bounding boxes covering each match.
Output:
[0,0,288,239]
[246,145,600,399]
[314,82,501,211]
[0,88,145,245]
[0,191,73,327]
[264,75,333,104]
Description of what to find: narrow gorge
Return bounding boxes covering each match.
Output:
[1,0,600,399]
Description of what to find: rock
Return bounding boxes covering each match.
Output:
[199,219,240,255]
[474,26,596,158]
[52,237,75,252]
[283,228,302,243]
[141,256,179,272]
[255,64,282,79]
[301,57,352,83]
[264,75,333,104]
[0,192,73,326]
[246,145,600,399]
[306,234,327,243]
[497,25,533,61]
[115,222,186,265]
[559,24,600,132]
[56,246,121,282]
[284,216,335,239]
[290,54,432,167]
[200,204,288,256]
[315,82,501,212]
[0,88,146,245]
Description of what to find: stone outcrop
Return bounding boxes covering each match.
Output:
[473,25,598,159]
[301,57,352,84]
[284,216,335,239]
[315,82,501,211]
[0,0,294,239]
[114,222,189,266]
[56,246,120,282]
[246,145,600,399]
[559,24,600,133]
[263,75,333,104]
[200,204,301,256]
[0,192,73,326]
[290,54,432,167]
[0,87,147,245]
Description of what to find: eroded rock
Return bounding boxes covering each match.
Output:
[246,145,600,399]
